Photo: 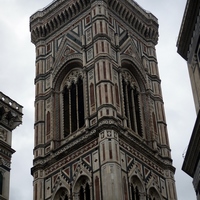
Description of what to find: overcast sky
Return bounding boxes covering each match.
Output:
[0,0,196,199]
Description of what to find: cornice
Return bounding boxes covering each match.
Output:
[108,0,158,44]
[177,0,200,60]
[0,92,23,131]
[30,0,158,45]
[30,0,91,44]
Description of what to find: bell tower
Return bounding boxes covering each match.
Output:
[30,0,177,199]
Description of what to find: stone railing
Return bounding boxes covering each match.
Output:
[0,92,23,114]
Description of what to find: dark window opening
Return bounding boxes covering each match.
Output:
[71,82,77,132]
[131,185,140,200]
[79,186,84,200]
[122,79,129,127]
[134,89,142,136]
[128,83,135,132]
[85,183,90,200]
[78,78,84,128]
[122,77,142,136]
[64,88,70,137]
[63,77,85,137]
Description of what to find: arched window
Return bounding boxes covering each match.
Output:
[122,77,142,136]
[79,186,84,200]
[79,183,90,200]
[85,183,90,200]
[130,175,144,200]
[54,187,69,200]
[63,77,85,137]
[148,187,161,200]
[74,176,91,200]
[131,184,140,200]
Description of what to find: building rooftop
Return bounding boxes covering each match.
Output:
[177,0,200,60]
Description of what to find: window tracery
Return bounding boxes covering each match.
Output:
[130,175,144,200]
[148,187,161,200]
[122,70,142,136]
[63,70,85,137]
[74,176,91,200]
[54,188,69,200]
[131,185,140,200]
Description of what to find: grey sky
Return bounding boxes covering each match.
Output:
[0,0,196,199]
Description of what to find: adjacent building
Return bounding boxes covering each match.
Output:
[0,92,23,200]
[30,0,177,199]
[177,0,200,199]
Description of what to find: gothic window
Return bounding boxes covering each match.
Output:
[130,175,144,200]
[131,185,140,200]
[63,77,85,137]
[54,188,69,200]
[85,183,90,200]
[148,187,161,200]
[75,178,91,200]
[122,77,142,136]
[79,186,84,200]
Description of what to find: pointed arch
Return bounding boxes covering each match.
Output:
[52,60,84,144]
[76,1,81,12]
[73,175,91,200]
[121,68,144,137]
[72,4,77,15]
[148,187,161,200]
[53,187,69,200]
[63,74,85,136]
[130,175,145,200]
